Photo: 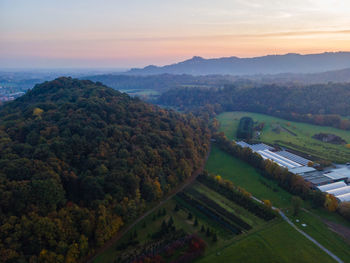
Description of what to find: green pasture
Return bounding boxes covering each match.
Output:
[217,111,350,163]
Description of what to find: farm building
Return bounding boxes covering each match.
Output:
[315,167,350,202]
[301,171,336,186]
[336,193,350,202]
[235,141,312,170]
[325,167,350,182]
[257,150,302,169]
[317,181,347,192]
[327,186,350,196]
[235,141,350,202]
[235,141,274,152]
[317,182,350,202]
[289,166,316,175]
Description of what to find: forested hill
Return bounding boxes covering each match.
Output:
[157,83,350,130]
[0,77,210,262]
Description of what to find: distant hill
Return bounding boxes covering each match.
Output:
[257,67,350,84]
[84,67,350,97]
[85,74,237,91]
[127,52,350,75]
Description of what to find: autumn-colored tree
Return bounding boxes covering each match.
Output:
[324,194,338,212]
[0,77,210,261]
[307,161,314,167]
[214,175,222,182]
[263,200,272,209]
[33,107,44,117]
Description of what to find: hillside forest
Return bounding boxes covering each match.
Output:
[0,78,210,262]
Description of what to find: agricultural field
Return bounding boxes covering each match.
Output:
[205,145,350,262]
[206,145,292,208]
[217,111,350,163]
[94,145,350,263]
[93,147,350,263]
[93,177,278,263]
[198,219,336,263]
[119,88,160,97]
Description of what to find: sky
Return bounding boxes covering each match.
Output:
[1,0,350,68]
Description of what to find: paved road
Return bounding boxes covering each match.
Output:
[252,196,343,263]
[279,211,344,263]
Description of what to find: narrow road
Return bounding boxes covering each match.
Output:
[279,211,344,263]
[86,144,212,263]
[252,196,343,263]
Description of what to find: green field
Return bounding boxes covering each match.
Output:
[205,145,350,262]
[206,145,292,208]
[198,220,335,263]
[119,89,160,96]
[217,111,350,163]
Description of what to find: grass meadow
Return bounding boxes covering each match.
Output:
[217,111,350,163]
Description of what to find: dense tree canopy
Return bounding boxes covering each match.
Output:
[158,84,350,130]
[0,77,210,262]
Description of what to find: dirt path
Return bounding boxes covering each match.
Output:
[86,144,212,263]
[302,208,350,244]
[323,220,350,244]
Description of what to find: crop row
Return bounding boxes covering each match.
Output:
[177,192,242,235]
[186,188,252,231]
[197,174,277,221]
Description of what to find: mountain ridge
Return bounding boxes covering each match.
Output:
[127,52,350,76]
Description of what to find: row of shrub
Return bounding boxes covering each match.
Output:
[177,192,242,235]
[116,230,186,263]
[186,188,252,231]
[197,173,277,221]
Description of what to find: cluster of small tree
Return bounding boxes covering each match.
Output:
[186,188,252,230]
[117,233,206,263]
[177,192,242,235]
[197,173,277,221]
[170,235,207,263]
[117,230,187,263]
[152,217,176,239]
[0,78,210,262]
[236,117,254,140]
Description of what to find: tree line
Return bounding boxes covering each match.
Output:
[197,173,277,221]
[157,84,350,130]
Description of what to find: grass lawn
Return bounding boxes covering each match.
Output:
[192,182,266,227]
[205,145,292,208]
[197,220,336,263]
[217,111,350,163]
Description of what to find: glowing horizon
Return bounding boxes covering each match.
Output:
[1,0,350,68]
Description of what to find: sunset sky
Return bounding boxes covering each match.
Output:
[1,0,350,68]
